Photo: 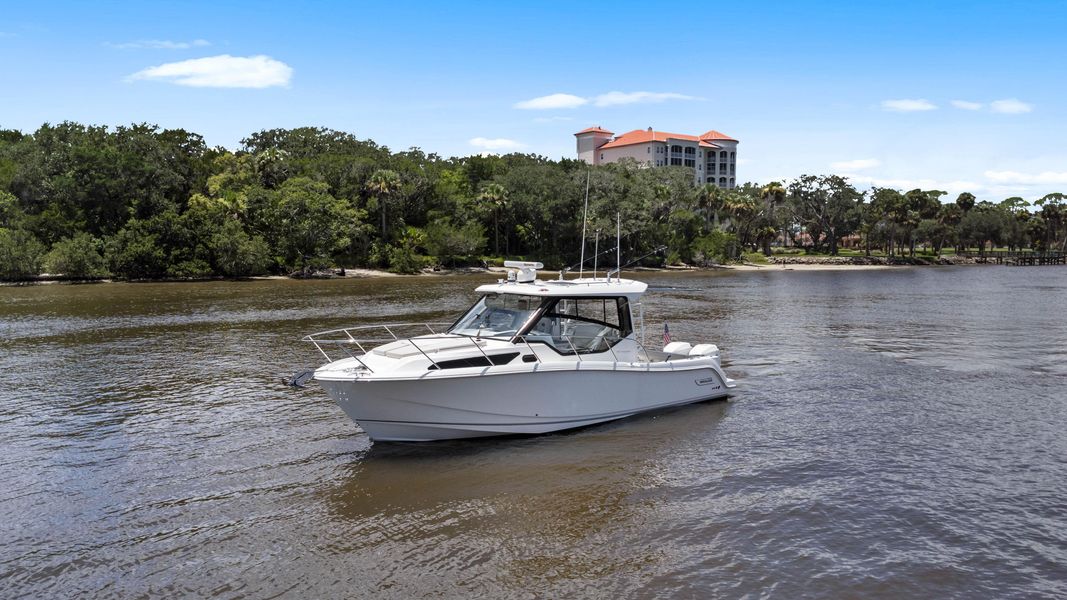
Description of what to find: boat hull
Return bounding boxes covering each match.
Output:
[316,365,732,441]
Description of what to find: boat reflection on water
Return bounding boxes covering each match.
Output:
[318,401,732,592]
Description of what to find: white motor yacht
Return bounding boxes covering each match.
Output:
[304,261,735,441]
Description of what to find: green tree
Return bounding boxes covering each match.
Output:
[960,201,1009,254]
[788,175,863,255]
[272,177,362,276]
[759,181,787,255]
[424,219,485,267]
[477,182,509,255]
[210,219,270,277]
[0,228,44,280]
[695,183,723,232]
[44,232,108,278]
[955,192,976,214]
[366,169,402,243]
[1035,193,1066,251]
[105,220,167,279]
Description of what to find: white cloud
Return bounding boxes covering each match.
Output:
[532,116,575,123]
[469,137,526,151]
[830,158,881,171]
[514,93,588,110]
[592,91,700,107]
[107,39,210,50]
[990,98,1033,114]
[127,54,292,88]
[881,99,937,112]
[846,175,980,194]
[514,90,699,110]
[950,100,982,110]
[985,170,1067,184]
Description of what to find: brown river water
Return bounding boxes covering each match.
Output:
[2,266,1066,598]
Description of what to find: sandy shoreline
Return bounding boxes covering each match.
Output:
[1,260,953,285]
[722,262,901,271]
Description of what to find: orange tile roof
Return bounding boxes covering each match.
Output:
[574,126,614,136]
[598,129,703,149]
[699,141,722,149]
[700,130,738,142]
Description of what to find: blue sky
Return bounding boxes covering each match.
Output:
[2,0,1066,199]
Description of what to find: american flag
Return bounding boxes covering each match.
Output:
[663,323,671,345]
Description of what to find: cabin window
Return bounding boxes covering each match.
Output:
[523,297,632,355]
[449,294,542,338]
[428,352,519,370]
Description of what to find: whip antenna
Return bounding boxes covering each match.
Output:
[578,171,590,279]
[616,212,621,282]
[593,229,600,278]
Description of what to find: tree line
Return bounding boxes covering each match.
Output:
[0,122,1064,280]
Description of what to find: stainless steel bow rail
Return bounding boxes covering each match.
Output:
[301,322,667,373]
[303,322,454,372]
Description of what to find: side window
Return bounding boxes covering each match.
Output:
[525,297,632,354]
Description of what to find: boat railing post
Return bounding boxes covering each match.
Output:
[470,337,492,361]
[312,339,332,362]
[604,336,619,364]
[406,337,440,370]
[517,335,541,363]
[382,325,398,340]
[564,336,583,362]
[341,343,379,371]
[344,329,369,355]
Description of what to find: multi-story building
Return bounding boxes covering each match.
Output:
[574,126,739,188]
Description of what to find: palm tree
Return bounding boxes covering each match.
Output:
[722,190,760,249]
[366,169,401,243]
[935,203,962,256]
[477,183,508,255]
[695,183,723,233]
[1036,193,1067,252]
[955,192,976,214]
[759,181,786,255]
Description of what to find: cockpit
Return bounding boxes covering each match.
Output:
[448,293,634,355]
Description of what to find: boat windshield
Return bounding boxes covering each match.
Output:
[449,294,543,338]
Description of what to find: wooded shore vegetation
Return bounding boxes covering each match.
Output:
[1,123,1065,281]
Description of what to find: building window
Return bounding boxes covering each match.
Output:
[730,152,736,160]
[684,147,695,155]
[647,147,651,153]
[670,157,682,166]
[729,178,735,187]
[671,145,682,154]
[719,177,727,186]
[684,159,695,167]
[707,177,713,183]
[600,153,604,160]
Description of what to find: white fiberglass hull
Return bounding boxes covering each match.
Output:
[316,363,733,442]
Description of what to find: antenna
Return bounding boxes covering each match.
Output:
[615,212,621,283]
[578,171,590,279]
[593,229,600,279]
